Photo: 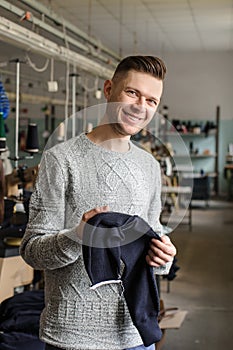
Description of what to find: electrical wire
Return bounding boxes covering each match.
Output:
[25,53,50,72]
[81,76,99,92]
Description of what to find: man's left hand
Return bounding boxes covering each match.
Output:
[146,235,177,267]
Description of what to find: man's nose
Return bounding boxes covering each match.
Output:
[131,96,146,113]
[137,95,146,107]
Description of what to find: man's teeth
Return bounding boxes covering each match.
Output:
[127,114,142,121]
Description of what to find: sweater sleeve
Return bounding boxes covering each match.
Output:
[20,150,82,270]
[147,157,163,234]
[148,157,173,275]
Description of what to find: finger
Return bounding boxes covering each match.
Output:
[147,247,173,264]
[150,240,174,257]
[160,235,171,244]
[161,236,177,255]
[150,237,177,256]
[82,205,110,222]
[145,254,166,267]
[151,235,171,247]
[77,206,110,239]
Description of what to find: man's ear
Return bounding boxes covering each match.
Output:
[103,80,112,100]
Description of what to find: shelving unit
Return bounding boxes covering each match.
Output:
[157,106,220,198]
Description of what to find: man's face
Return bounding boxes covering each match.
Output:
[104,70,163,137]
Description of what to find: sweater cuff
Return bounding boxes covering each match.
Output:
[154,259,173,275]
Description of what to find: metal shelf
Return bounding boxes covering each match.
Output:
[165,130,217,137]
[174,154,217,158]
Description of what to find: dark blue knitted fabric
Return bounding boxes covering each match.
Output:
[0,290,45,350]
[82,212,163,346]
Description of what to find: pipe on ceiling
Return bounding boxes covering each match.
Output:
[0,0,119,68]
[0,16,114,79]
[19,0,121,62]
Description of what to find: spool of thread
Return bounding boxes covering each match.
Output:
[0,138,6,152]
[86,122,93,133]
[57,122,65,141]
[25,123,39,154]
[0,112,6,152]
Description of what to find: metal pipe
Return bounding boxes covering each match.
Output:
[64,62,70,141]
[0,0,119,66]
[19,0,120,62]
[71,72,77,138]
[0,16,114,79]
[6,91,84,107]
[15,59,20,168]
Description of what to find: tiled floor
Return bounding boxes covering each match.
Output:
[159,200,233,350]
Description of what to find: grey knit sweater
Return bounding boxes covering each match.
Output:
[20,133,168,350]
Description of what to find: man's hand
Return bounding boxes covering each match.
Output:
[77,205,110,239]
[146,235,177,267]
[82,205,110,223]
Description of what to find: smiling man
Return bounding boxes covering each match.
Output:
[88,57,163,146]
[20,56,176,350]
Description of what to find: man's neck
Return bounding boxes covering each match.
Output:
[86,124,130,153]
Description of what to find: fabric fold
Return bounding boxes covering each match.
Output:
[82,212,163,347]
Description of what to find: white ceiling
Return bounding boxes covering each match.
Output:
[36,0,233,55]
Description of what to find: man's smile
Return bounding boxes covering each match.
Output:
[121,108,146,124]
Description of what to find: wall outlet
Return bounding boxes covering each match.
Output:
[47,81,58,92]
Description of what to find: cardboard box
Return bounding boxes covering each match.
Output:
[156,300,187,350]
[159,309,187,329]
[0,255,33,302]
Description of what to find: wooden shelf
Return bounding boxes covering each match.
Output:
[182,172,218,178]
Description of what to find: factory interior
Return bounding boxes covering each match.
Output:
[0,1,233,349]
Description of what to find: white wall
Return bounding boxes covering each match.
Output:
[161,51,233,121]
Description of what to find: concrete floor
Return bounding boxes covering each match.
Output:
[159,200,233,350]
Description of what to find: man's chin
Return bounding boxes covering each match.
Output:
[111,122,142,137]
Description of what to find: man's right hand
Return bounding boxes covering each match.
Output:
[77,205,110,239]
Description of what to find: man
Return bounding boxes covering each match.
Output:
[20,56,176,350]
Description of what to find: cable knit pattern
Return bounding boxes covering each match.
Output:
[20,133,166,350]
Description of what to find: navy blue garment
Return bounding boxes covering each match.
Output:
[0,290,45,350]
[82,212,163,347]
[0,331,45,350]
[0,290,44,333]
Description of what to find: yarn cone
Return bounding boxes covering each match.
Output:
[0,112,6,152]
[25,123,39,154]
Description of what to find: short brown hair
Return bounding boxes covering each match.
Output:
[112,55,167,81]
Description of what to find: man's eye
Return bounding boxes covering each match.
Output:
[148,99,157,106]
[126,90,137,96]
